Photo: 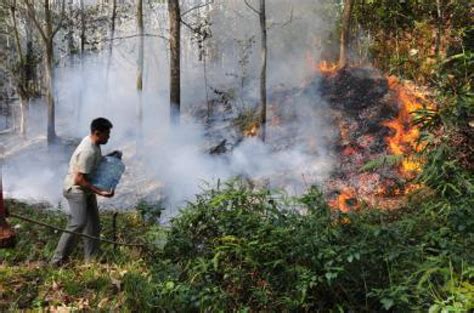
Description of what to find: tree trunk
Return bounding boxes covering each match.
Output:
[259,0,267,142]
[168,0,180,125]
[80,0,85,54]
[19,98,28,136]
[45,40,56,143]
[136,0,144,126]
[67,0,74,55]
[339,0,354,67]
[136,0,144,92]
[105,0,117,85]
[44,0,57,143]
[435,0,442,60]
[10,0,26,135]
[110,0,117,50]
[10,0,23,61]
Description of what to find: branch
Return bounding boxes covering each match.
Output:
[180,18,202,36]
[23,0,47,42]
[52,0,66,37]
[181,0,213,17]
[243,0,260,15]
[268,5,295,29]
[101,33,169,42]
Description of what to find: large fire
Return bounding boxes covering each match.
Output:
[382,76,431,175]
[312,63,434,212]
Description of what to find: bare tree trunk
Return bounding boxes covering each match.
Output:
[168,0,180,125]
[44,0,57,143]
[10,0,26,135]
[66,0,74,55]
[136,0,144,126]
[10,0,23,61]
[105,0,117,85]
[19,98,27,136]
[45,39,56,143]
[110,0,117,52]
[339,0,354,67]
[259,0,267,142]
[435,0,442,60]
[80,0,85,54]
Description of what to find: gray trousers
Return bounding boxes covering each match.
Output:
[51,189,100,263]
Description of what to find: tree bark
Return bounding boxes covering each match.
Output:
[168,0,180,125]
[259,0,267,142]
[339,0,354,67]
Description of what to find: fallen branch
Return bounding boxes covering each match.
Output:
[9,212,146,248]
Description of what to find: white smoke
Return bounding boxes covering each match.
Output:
[2,0,338,220]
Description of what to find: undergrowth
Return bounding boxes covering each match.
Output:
[1,179,472,312]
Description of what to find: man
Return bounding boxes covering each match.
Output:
[51,117,118,266]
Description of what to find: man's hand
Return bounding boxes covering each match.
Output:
[99,189,115,198]
[106,150,122,159]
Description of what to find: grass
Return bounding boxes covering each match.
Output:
[0,200,158,312]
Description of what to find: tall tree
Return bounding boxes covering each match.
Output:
[339,0,353,67]
[258,0,267,142]
[9,0,27,135]
[105,0,117,84]
[66,0,74,56]
[168,0,180,125]
[244,0,267,142]
[136,0,144,126]
[79,0,85,54]
[24,0,65,144]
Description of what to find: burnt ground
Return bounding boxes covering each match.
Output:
[201,65,416,210]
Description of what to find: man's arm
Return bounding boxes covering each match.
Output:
[73,172,114,198]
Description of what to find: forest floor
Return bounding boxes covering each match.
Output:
[0,200,162,311]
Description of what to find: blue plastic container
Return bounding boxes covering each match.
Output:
[90,155,125,191]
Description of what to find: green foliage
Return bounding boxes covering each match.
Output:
[1,178,473,311]
[155,181,473,312]
[352,0,472,82]
[359,154,403,172]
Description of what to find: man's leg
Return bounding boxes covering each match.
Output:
[83,194,100,262]
[51,191,88,264]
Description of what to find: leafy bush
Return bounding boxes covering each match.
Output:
[154,181,474,312]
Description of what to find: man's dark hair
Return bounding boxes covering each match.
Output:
[90,117,113,133]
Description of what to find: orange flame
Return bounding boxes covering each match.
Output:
[305,52,339,75]
[329,188,358,212]
[318,61,339,74]
[382,76,432,175]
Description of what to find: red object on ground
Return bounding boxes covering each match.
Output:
[0,156,16,248]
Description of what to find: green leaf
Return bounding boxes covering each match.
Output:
[381,298,394,310]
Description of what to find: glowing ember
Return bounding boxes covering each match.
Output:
[244,123,259,137]
[329,188,358,212]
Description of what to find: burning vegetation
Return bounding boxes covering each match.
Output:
[231,61,435,213]
[318,64,435,211]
